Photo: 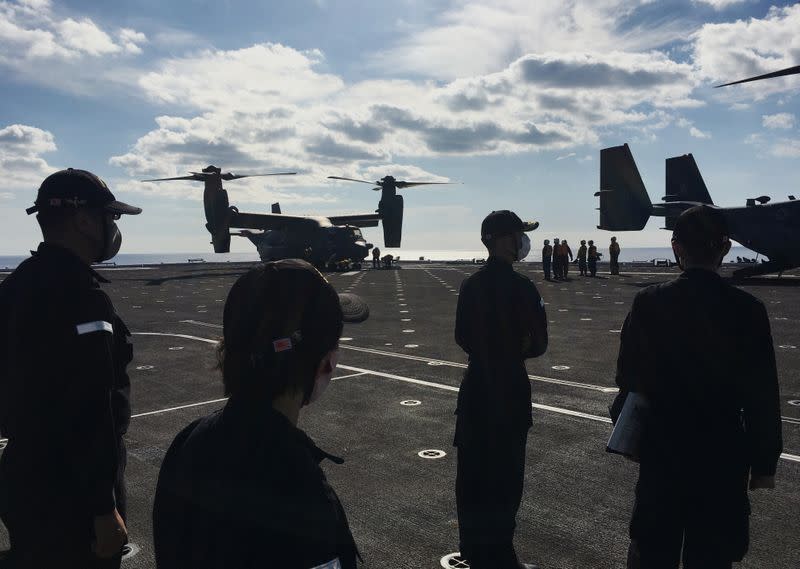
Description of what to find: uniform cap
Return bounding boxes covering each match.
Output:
[481,210,538,241]
[26,168,141,216]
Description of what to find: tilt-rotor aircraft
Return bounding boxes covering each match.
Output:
[595,144,799,278]
[595,65,800,278]
[143,166,448,269]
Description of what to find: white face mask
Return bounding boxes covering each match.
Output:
[517,233,531,261]
[308,349,339,404]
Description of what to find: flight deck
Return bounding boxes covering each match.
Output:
[1,261,798,568]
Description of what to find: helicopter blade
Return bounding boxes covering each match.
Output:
[141,174,204,182]
[222,172,297,180]
[396,181,454,189]
[327,176,377,185]
[714,64,800,88]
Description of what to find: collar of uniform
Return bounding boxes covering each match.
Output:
[486,255,513,271]
[679,267,723,281]
[224,396,345,465]
[33,242,110,283]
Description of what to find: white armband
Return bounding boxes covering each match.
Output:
[76,320,114,335]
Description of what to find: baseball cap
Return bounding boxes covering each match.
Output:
[26,168,141,216]
[481,210,539,241]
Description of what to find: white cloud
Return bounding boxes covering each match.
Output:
[692,4,800,97]
[692,0,748,9]
[0,124,58,193]
[762,113,795,130]
[374,0,689,79]
[109,37,706,200]
[0,0,146,92]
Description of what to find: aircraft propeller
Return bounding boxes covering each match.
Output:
[142,168,296,183]
[327,175,453,191]
[715,64,800,88]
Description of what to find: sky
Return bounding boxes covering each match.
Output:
[0,0,798,255]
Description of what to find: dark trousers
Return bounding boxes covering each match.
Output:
[560,256,569,277]
[0,440,127,569]
[456,430,528,569]
[628,465,749,569]
[543,260,551,280]
[588,260,597,277]
[610,255,620,275]
[372,258,379,269]
[578,259,587,276]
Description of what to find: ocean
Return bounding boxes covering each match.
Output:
[0,247,761,270]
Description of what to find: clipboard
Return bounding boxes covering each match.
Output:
[606,391,649,462]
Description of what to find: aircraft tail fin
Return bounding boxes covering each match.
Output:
[597,144,652,231]
[271,202,281,214]
[663,154,712,230]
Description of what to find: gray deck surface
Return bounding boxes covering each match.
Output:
[1,261,798,568]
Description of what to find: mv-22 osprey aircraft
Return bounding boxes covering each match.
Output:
[143,166,448,269]
[596,144,799,278]
[596,64,800,278]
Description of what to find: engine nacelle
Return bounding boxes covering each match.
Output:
[379,193,403,247]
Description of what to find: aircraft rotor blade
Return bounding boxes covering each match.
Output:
[141,174,204,182]
[396,181,454,189]
[715,64,800,88]
[222,172,297,180]
[327,176,377,185]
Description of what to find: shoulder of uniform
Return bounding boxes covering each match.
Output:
[725,282,764,310]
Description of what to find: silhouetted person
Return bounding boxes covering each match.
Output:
[382,253,394,269]
[0,169,141,568]
[372,246,381,269]
[588,240,599,277]
[552,238,561,279]
[612,206,782,569]
[455,210,547,569]
[577,240,588,277]
[542,239,553,281]
[609,236,621,275]
[153,260,359,569]
[560,239,573,279]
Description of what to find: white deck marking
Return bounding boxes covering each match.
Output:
[131,398,229,418]
[333,371,368,381]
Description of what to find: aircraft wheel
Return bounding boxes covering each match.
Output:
[338,293,370,323]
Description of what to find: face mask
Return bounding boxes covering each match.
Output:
[99,219,122,262]
[308,349,339,404]
[516,233,531,261]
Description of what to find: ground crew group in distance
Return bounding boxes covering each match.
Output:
[542,237,620,280]
[0,170,783,569]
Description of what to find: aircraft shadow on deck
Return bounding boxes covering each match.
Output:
[141,271,250,286]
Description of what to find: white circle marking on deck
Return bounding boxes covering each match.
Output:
[340,337,353,342]
[418,449,447,459]
[401,400,421,406]
[778,345,796,349]
[168,347,184,351]
[402,329,415,333]
[610,329,621,333]
[552,365,571,371]
[121,543,141,560]
[136,365,154,371]
[787,400,800,407]
[405,344,419,348]
[440,553,469,568]
[581,318,592,321]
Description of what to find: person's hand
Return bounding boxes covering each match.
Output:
[93,508,127,559]
[749,475,775,490]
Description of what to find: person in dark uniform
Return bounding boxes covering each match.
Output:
[612,206,782,569]
[609,236,621,275]
[153,260,359,569]
[577,240,588,277]
[559,239,573,279]
[372,246,381,269]
[455,210,548,569]
[552,238,561,280]
[541,239,552,281]
[587,240,599,277]
[0,169,141,568]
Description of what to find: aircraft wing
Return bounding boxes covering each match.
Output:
[229,211,318,231]
[328,213,382,228]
